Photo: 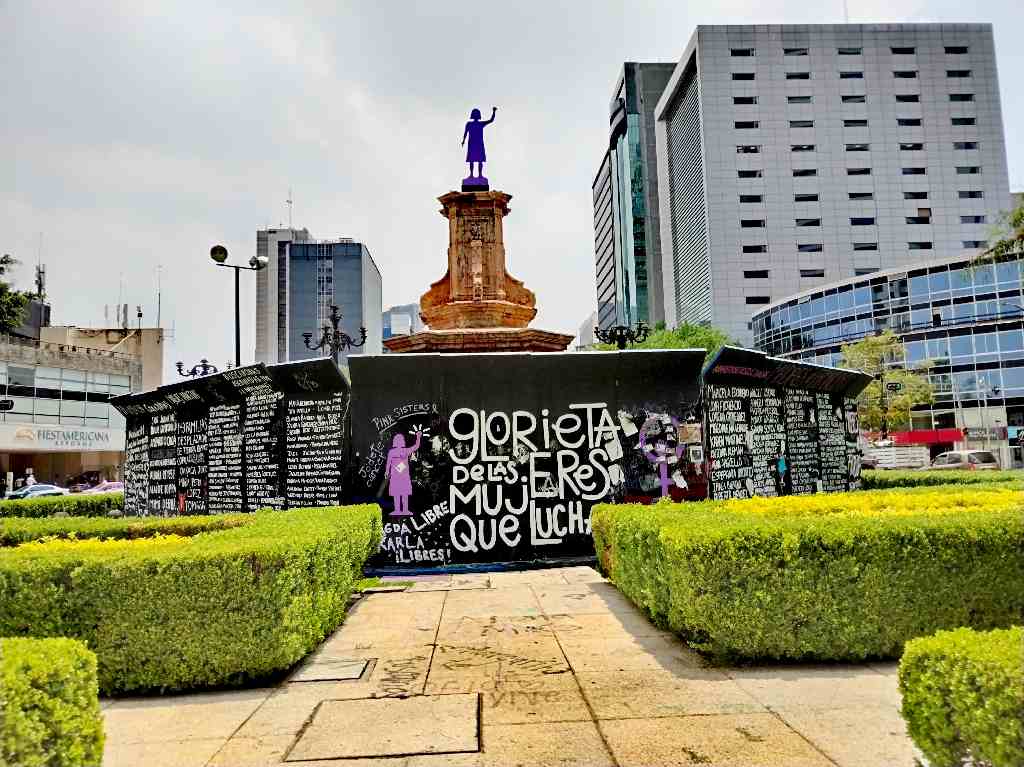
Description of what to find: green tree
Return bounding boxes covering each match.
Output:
[0,255,28,334]
[839,330,933,434]
[597,321,735,361]
[980,197,1024,263]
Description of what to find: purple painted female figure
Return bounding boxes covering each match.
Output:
[640,419,686,499]
[385,428,423,517]
[462,107,497,178]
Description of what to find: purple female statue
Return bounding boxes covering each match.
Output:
[640,417,686,499]
[385,428,423,517]
[462,107,497,181]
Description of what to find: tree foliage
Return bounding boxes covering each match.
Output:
[840,330,933,432]
[0,254,29,334]
[980,196,1024,263]
[597,321,736,361]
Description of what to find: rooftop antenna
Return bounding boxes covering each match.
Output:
[286,187,294,230]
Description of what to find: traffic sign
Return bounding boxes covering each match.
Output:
[885,382,903,392]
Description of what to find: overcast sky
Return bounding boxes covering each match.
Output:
[3,1,1022,381]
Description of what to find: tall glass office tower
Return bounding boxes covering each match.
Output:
[592,62,675,330]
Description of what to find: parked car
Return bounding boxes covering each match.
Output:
[81,481,124,494]
[926,450,1001,470]
[3,484,69,500]
[67,471,103,493]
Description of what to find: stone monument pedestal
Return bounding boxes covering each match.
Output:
[384,189,572,354]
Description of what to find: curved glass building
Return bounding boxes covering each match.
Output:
[751,252,1024,467]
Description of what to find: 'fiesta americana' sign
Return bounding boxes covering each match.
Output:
[0,424,124,452]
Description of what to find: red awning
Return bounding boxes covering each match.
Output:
[889,429,963,445]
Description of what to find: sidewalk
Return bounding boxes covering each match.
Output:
[102,566,916,766]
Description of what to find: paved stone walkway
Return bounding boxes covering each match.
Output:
[102,567,917,766]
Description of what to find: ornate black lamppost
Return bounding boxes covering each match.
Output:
[176,359,219,378]
[303,304,367,365]
[594,321,650,350]
[209,244,268,368]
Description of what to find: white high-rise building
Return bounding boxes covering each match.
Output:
[655,24,1011,344]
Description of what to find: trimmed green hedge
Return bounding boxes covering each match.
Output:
[0,505,382,694]
[862,469,1023,490]
[0,491,124,518]
[900,626,1024,767]
[0,514,245,547]
[0,637,104,767]
[592,487,1024,661]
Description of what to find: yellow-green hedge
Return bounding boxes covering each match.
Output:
[0,637,104,767]
[592,487,1024,661]
[900,626,1023,767]
[0,505,382,694]
[861,469,1023,490]
[0,491,124,518]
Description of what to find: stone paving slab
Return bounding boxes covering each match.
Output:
[286,693,479,761]
[600,712,835,766]
[102,565,917,766]
[288,656,368,682]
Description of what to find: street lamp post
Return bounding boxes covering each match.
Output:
[303,304,367,365]
[209,245,268,368]
[594,321,650,351]
[175,359,219,378]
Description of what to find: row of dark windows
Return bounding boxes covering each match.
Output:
[742,191,983,202]
[734,158,983,177]
[739,216,983,228]
[741,240,987,254]
[733,96,974,108]
[737,140,979,152]
[730,45,969,57]
[732,70,977,89]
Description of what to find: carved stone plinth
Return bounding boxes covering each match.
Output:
[383,328,574,354]
[384,188,572,355]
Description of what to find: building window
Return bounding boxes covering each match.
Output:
[744,270,770,278]
[962,240,988,249]
[892,46,916,54]
[745,296,771,305]
[959,190,984,199]
[956,166,981,175]
[735,121,760,129]
[798,243,823,252]
[849,192,873,200]
[847,167,871,176]
[894,70,918,78]
[737,144,761,153]
[853,242,878,250]
[840,71,864,79]
[838,47,862,55]
[906,216,931,224]
[846,143,870,151]
[949,93,974,102]
[960,215,986,224]
[952,117,976,126]
[732,72,756,81]
[741,219,766,228]
[788,95,813,104]
[786,71,811,80]
[909,241,933,250]
[733,96,758,105]
[796,218,821,227]
[899,142,924,151]
[945,45,968,54]
[800,269,825,278]
[904,191,928,200]
[855,268,878,276]
[791,144,815,152]
[902,167,927,175]
[953,141,978,150]
[792,169,817,178]
[742,244,768,253]
[784,47,808,56]
[898,118,922,126]
[738,169,763,178]
[731,48,755,56]
[739,194,763,203]
[795,193,819,202]
[841,95,866,103]
[947,70,972,78]
[790,119,814,128]
[851,217,875,226]
[895,94,920,102]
